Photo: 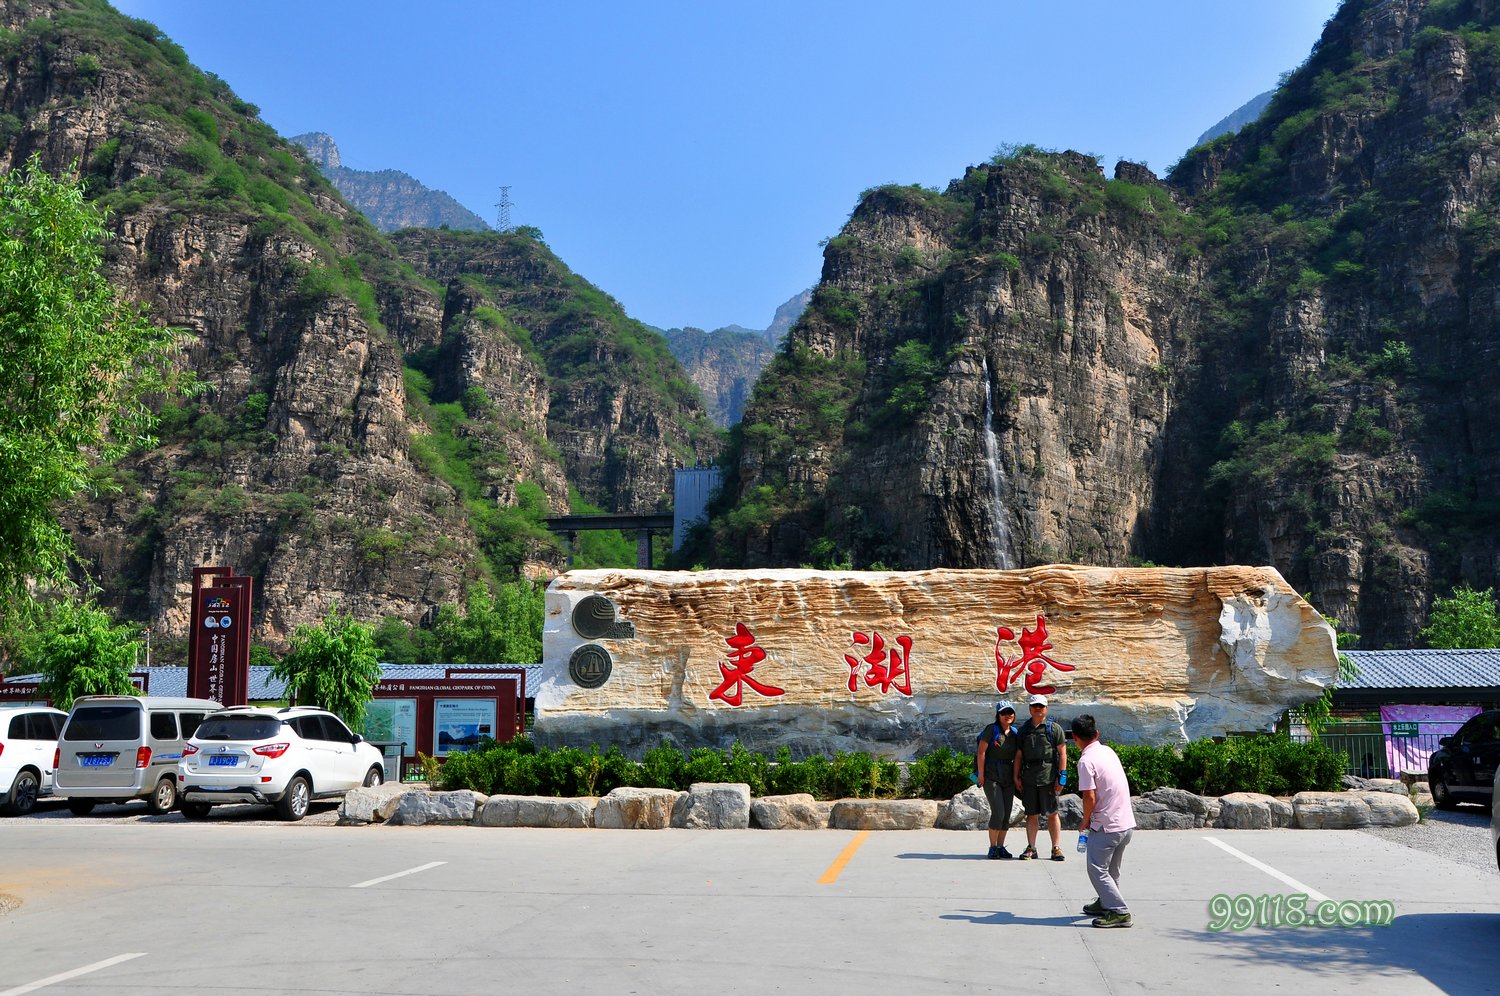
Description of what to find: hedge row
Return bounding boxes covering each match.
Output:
[431,735,1346,800]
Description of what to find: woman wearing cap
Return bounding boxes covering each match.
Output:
[975,701,1019,859]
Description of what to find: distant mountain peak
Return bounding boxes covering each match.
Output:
[290,132,488,233]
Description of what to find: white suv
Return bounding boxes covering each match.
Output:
[1,706,67,816]
[178,706,385,821]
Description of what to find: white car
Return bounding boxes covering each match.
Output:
[1,706,67,816]
[178,706,386,821]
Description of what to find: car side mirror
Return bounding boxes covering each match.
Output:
[1439,736,1452,747]
[351,733,363,745]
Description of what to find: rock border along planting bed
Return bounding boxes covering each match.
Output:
[341,778,1423,831]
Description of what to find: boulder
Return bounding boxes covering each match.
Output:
[389,790,486,826]
[672,783,751,829]
[935,786,1027,830]
[1341,775,1370,791]
[1057,793,1084,830]
[1216,792,1279,830]
[1363,778,1408,795]
[1135,787,1218,828]
[1268,798,1295,828]
[937,785,990,831]
[594,787,683,830]
[751,794,832,830]
[339,784,418,825]
[1131,796,1196,830]
[535,566,1340,755]
[1362,791,1420,827]
[828,799,939,830]
[1291,791,1420,829]
[476,795,597,828]
[1409,783,1434,806]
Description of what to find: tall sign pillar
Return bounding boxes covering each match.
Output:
[187,565,253,706]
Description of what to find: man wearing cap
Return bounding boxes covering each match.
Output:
[1072,713,1135,927]
[1012,693,1068,861]
[975,701,1019,859]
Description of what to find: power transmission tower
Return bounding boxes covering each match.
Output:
[494,186,513,232]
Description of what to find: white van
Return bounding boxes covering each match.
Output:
[53,695,221,815]
[1,705,67,815]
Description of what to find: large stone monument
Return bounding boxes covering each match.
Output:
[534,565,1339,755]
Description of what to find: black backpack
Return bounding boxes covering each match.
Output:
[1019,719,1062,785]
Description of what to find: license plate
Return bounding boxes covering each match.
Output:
[79,754,114,767]
[208,755,239,767]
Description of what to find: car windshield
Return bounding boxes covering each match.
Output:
[194,716,283,741]
[63,706,141,741]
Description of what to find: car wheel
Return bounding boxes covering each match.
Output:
[276,776,310,822]
[1,769,41,816]
[67,798,96,816]
[147,777,178,814]
[363,765,384,788]
[1430,772,1458,810]
[181,801,212,820]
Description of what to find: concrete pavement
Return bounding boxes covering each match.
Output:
[1,816,1497,994]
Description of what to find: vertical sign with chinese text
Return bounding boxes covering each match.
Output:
[187,566,252,705]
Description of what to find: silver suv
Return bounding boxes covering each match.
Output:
[179,706,385,821]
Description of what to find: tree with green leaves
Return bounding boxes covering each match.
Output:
[1419,584,1500,649]
[0,155,190,619]
[432,580,544,665]
[17,596,141,711]
[273,604,383,728]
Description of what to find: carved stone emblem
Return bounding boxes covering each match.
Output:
[572,594,635,639]
[568,644,613,689]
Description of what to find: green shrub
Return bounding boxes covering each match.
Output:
[902,746,972,799]
[1115,744,1180,794]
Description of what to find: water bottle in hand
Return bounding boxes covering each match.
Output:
[1077,831,1088,853]
[1059,770,1067,787]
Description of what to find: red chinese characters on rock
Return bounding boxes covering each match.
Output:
[845,631,914,696]
[995,614,1076,696]
[709,623,785,706]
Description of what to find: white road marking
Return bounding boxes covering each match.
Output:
[350,860,447,889]
[1203,836,1331,903]
[0,952,146,995]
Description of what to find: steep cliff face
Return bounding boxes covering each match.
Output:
[290,132,490,233]
[0,1,713,648]
[705,0,1500,648]
[662,326,775,427]
[390,229,721,514]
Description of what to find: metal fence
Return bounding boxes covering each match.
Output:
[1289,722,1467,778]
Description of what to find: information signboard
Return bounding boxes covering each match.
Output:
[187,566,253,706]
[434,698,498,756]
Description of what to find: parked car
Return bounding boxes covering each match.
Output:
[53,695,219,815]
[0,705,67,816]
[178,706,385,821]
[1428,709,1500,810]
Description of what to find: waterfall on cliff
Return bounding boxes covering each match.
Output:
[981,360,1016,569]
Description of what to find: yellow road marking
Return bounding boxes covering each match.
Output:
[818,830,870,884]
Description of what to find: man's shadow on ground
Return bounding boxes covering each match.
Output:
[941,909,1089,928]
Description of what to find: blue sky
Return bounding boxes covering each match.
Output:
[114,1,1341,333]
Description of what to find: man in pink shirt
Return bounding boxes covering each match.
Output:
[1072,714,1135,928]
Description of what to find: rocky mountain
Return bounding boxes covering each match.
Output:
[693,0,1500,649]
[290,131,489,233]
[0,0,716,648]
[659,290,811,426]
[1196,90,1276,146]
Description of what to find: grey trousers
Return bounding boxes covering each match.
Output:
[1086,827,1133,913]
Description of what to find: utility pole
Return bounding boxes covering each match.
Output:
[494,186,513,232]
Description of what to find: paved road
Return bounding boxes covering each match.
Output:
[1,809,1497,994]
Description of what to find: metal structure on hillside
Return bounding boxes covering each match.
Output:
[494,185,513,232]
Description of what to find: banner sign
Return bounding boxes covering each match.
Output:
[1379,704,1482,776]
[187,566,253,706]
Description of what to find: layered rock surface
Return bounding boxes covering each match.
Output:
[535,565,1338,754]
